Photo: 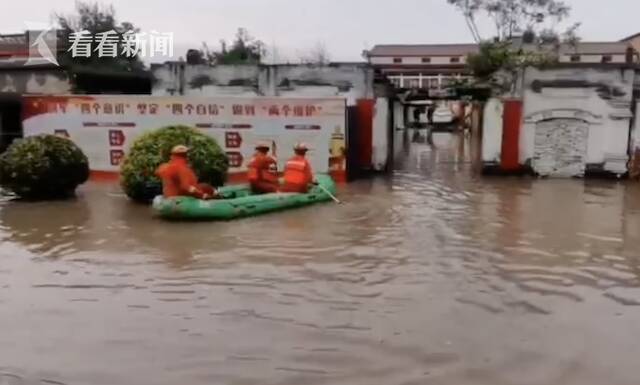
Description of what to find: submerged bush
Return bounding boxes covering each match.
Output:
[120,125,228,203]
[0,134,89,200]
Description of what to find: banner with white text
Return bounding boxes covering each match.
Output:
[22,95,347,180]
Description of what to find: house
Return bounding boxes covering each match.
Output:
[366,41,636,90]
[620,33,640,61]
[366,44,477,90]
[0,30,151,95]
[0,32,72,94]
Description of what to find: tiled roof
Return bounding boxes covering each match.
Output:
[368,44,479,57]
[368,42,631,57]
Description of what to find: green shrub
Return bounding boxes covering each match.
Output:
[120,125,228,203]
[0,134,89,200]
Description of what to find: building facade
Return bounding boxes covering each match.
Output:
[366,41,636,90]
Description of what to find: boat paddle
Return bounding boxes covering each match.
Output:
[316,183,342,204]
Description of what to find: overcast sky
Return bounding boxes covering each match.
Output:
[3,0,639,63]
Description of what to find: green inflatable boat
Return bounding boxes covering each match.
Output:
[151,174,337,220]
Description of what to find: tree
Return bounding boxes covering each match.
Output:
[120,126,228,203]
[55,1,145,72]
[447,0,579,95]
[446,0,571,42]
[186,49,205,65]
[187,28,265,65]
[0,135,89,200]
[220,28,265,65]
[298,42,332,65]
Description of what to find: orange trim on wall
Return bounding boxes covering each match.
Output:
[501,99,523,171]
[356,99,374,170]
[89,170,120,182]
[89,170,347,184]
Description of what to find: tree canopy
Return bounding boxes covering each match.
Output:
[446,0,572,42]
[55,1,145,73]
[446,0,580,94]
[188,28,265,65]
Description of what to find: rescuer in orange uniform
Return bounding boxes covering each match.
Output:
[281,142,316,193]
[247,142,279,194]
[156,145,217,199]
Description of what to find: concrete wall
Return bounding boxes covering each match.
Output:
[151,63,374,105]
[630,101,640,179]
[372,97,389,171]
[481,98,504,167]
[393,101,405,129]
[152,63,260,97]
[0,71,71,94]
[558,54,627,64]
[520,66,634,177]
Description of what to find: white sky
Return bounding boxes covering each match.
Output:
[2,0,639,63]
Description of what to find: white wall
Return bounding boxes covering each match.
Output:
[393,101,405,129]
[521,67,634,176]
[369,56,467,65]
[0,72,71,94]
[630,101,640,178]
[372,97,389,171]
[152,63,374,105]
[481,98,504,166]
[558,54,626,63]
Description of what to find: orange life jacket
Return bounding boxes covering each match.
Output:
[156,156,204,198]
[247,153,278,184]
[282,155,313,192]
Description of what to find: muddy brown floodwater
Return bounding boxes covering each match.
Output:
[1,131,640,385]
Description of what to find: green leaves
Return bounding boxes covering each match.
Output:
[446,0,572,42]
[0,135,89,200]
[120,125,229,203]
[466,41,558,93]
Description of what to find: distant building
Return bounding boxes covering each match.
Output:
[0,30,151,95]
[620,33,640,61]
[366,40,636,90]
[366,44,477,90]
[0,32,71,95]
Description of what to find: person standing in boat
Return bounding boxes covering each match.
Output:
[247,141,279,194]
[156,145,217,200]
[280,142,316,193]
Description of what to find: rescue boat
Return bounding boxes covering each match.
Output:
[151,174,337,220]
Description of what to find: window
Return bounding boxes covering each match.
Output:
[602,55,612,63]
[406,78,420,88]
[393,57,402,63]
[421,57,431,63]
[389,77,401,88]
[570,54,581,63]
[450,57,461,63]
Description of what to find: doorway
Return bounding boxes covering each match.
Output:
[0,94,23,152]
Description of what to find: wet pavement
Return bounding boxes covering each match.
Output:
[1,130,640,385]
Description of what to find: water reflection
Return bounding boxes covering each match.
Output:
[0,196,90,258]
[0,131,639,385]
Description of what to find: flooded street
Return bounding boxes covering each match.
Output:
[2,130,640,385]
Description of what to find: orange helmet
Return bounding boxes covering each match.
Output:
[293,142,309,151]
[171,145,189,155]
[255,141,271,150]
